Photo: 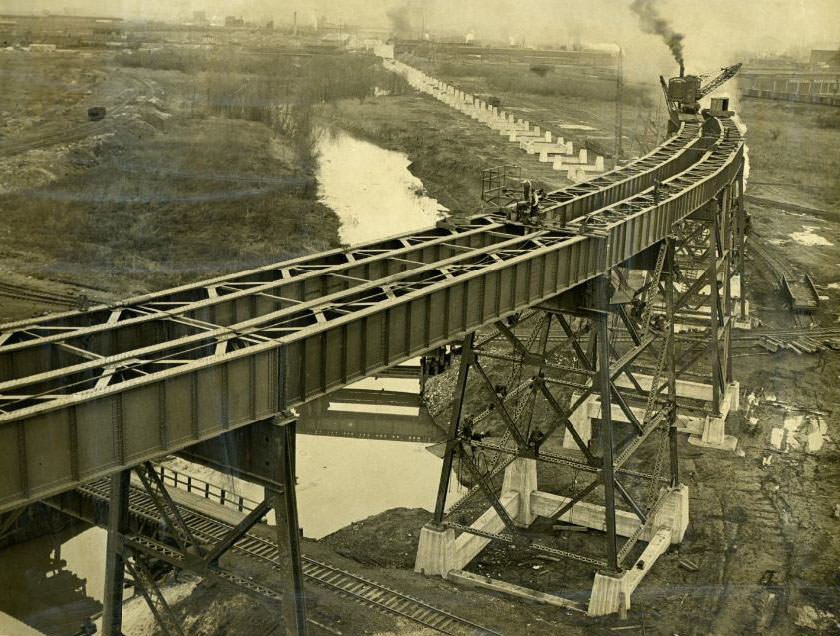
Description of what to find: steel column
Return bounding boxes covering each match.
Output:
[709,204,722,415]
[595,274,619,573]
[736,169,747,320]
[664,238,679,486]
[265,419,308,636]
[102,469,130,636]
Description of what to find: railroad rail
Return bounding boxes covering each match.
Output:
[0,281,81,308]
[0,77,154,157]
[0,110,745,513]
[747,234,819,311]
[69,478,502,636]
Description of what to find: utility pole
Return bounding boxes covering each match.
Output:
[615,47,624,163]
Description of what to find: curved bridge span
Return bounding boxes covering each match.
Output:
[0,115,745,513]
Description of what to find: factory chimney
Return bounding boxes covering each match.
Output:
[679,62,684,77]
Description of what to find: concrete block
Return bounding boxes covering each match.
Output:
[650,484,689,543]
[576,169,587,182]
[414,524,456,577]
[689,381,740,450]
[588,528,671,616]
[579,149,588,163]
[545,131,552,142]
[566,141,574,154]
[595,156,605,170]
[567,167,576,180]
[502,458,537,527]
[530,486,688,543]
[534,125,541,135]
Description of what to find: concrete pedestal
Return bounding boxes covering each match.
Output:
[563,378,740,453]
[588,528,672,616]
[689,381,739,450]
[414,524,455,577]
[501,458,537,527]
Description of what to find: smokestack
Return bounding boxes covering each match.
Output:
[293,11,297,36]
[679,62,684,77]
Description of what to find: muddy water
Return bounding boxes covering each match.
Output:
[315,128,447,243]
[0,130,457,633]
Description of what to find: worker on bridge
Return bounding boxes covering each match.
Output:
[509,179,545,224]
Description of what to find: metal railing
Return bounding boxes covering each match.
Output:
[155,464,260,514]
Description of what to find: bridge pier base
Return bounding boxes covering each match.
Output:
[563,378,741,452]
[689,380,740,450]
[414,524,456,577]
[588,528,672,616]
[501,458,537,527]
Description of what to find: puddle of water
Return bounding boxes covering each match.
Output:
[558,123,596,130]
[790,226,833,247]
[316,129,447,243]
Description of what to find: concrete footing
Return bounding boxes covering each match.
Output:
[414,524,456,577]
[688,381,739,450]
[415,452,689,617]
[588,528,672,616]
[562,375,740,453]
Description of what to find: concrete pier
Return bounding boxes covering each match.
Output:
[562,375,740,452]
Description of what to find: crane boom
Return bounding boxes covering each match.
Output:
[697,63,742,99]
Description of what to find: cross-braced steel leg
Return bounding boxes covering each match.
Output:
[102,469,130,636]
[135,461,204,556]
[736,168,747,321]
[125,551,185,636]
[433,333,475,524]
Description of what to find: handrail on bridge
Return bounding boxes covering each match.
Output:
[155,463,260,515]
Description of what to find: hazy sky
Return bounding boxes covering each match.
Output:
[4,0,839,72]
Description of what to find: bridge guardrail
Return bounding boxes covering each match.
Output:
[156,464,259,514]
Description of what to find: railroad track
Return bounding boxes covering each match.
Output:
[0,281,80,307]
[747,234,793,280]
[77,479,502,636]
[0,76,150,157]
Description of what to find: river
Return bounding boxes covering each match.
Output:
[0,129,454,635]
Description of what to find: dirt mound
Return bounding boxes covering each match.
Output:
[320,507,431,569]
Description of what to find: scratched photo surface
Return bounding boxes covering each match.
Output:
[0,1,838,634]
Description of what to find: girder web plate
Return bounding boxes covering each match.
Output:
[0,116,745,513]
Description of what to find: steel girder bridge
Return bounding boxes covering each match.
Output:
[0,108,746,633]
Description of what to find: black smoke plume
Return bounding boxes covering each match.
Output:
[630,0,684,67]
[387,4,412,36]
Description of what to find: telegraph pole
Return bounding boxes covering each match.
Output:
[615,47,624,162]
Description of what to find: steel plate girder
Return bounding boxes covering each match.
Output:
[0,125,744,513]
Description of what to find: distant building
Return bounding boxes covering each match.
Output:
[193,11,207,24]
[810,49,840,70]
[0,14,124,46]
[224,16,245,28]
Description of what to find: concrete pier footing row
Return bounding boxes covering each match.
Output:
[562,373,740,452]
[385,59,605,180]
[415,458,690,616]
